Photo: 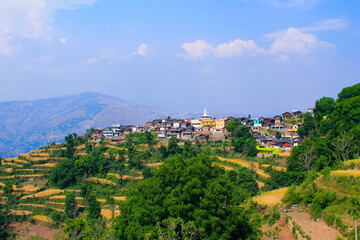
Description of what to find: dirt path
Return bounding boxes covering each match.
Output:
[287,211,343,240]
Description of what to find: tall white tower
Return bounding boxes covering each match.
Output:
[201,108,211,119]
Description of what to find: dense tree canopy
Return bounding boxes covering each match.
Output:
[114,154,260,239]
[226,121,257,156]
[287,83,360,178]
[0,203,8,239]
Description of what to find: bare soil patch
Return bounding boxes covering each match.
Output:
[287,211,343,240]
[10,222,60,240]
[261,217,294,240]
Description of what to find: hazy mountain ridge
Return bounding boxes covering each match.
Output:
[0,92,172,157]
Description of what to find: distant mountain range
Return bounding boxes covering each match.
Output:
[0,92,172,157]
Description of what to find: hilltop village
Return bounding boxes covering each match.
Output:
[90,108,313,155]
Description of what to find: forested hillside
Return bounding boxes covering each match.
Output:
[0,83,359,239]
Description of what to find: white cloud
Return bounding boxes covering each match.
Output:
[0,0,96,56]
[180,18,344,62]
[133,43,148,57]
[180,39,264,60]
[300,18,347,32]
[269,27,320,54]
[214,39,264,57]
[267,19,343,59]
[60,38,67,44]
[180,40,212,60]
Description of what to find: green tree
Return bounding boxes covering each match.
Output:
[158,145,168,159]
[298,113,316,138]
[87,192,101,220]
[50,158,76,189]
[142,166,153,179]
[114,154,260,239]
[85,141,93,154]
[3,182,13,195]
[225,120,242,133]
[63,218,86,239]
[65,133,75,159]
[227,122,257,156]
[337,83,360,102]
[332,132,355,162]
[157,217,198,239]
[167,137,180,156]
[183,140,196,158]
[80,183,93,206]
[0,202,8,239]
[314,96,335,124]
[145,131,155,146]
[65,191,77,218]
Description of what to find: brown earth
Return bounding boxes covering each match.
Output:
[287,210,343,240]
[10,222,60,240]
[261,217,294,240]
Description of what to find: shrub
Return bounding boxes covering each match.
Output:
[311,189,336,218]
[324,213,336,226]
[50,211,63,223]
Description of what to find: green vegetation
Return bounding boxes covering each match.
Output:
[114,154,260,239]
[87,192,101,220]
[280,83,360,189]
[0,201,9,239]
[1,83,360,239]
[226,121,257,156]
[65,191,77,219]
[283,170,360,238]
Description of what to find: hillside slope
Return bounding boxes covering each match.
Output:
[0,92,171,157]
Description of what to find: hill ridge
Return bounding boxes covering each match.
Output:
[0,92,171,157]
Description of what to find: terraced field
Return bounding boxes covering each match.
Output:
[252,187,288,206]
[0,142,146,227]
[331,170,360,177]
[217,157,270,178]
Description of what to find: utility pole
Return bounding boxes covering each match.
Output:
[355,218,358,240]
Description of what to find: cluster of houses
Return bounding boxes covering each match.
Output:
[90,108,314,153]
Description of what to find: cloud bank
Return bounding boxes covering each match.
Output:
[180,18,346,62]
[0,0,96,56]
[180,39,264,60]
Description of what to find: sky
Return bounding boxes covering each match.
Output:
[0,0,359,116]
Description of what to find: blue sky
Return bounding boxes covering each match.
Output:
[0,0,359,116]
